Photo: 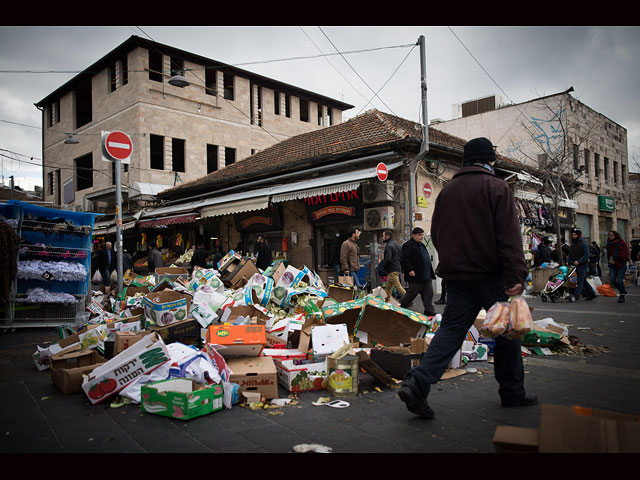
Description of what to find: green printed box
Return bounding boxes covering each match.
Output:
[141,379,224,420]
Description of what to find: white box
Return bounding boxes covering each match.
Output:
[311,324,350,357]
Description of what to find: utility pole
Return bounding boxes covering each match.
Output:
[115,157,124,294]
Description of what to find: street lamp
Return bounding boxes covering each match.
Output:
[168,71,189,87]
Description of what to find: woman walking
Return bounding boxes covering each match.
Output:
[606,231,630,303]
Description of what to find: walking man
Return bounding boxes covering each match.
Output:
[606,230,630,303]
[568,229,596,301]
[340,228,363,288]
[381,229,405,300]
[398,137,536,419]
[97,242,115,289]
[398,227,436,317]
[255,235,272,271]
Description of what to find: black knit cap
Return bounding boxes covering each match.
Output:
[463,137,496,165]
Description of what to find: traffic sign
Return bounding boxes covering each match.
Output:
[376,162,388,182]
[103,131,133,163]
[423,182,432,198]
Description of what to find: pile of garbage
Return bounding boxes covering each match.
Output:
[30,251,525,421]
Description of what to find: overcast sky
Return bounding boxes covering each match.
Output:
[1,25,639,190]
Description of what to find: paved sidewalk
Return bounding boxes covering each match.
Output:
[1,285,639,453]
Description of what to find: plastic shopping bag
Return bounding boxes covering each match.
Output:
[479,302,511,338]
[504,296,533,339]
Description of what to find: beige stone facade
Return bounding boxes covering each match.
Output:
[37,37,352,212]
[433,91,633,246]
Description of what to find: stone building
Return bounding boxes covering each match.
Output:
[433,89,632,249]
[33,35,353,215]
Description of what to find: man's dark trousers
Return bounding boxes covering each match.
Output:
[574,264,595,298]
[400,280,436,316]
[405,279,525,404]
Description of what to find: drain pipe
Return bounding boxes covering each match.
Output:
[406,35,430,239]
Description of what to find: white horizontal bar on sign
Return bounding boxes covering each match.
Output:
[270,181,362,203]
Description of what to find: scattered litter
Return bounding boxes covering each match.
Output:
[293,443,333,453]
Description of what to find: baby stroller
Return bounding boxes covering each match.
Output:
[540,266,577,303]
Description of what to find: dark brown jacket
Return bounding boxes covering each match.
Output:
[431,165,527,287]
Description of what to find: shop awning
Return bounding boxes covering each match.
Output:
[137,213,198,228]
[129,182,173,200]
[200,195,270,219]
[92,220,137,236]
[514,190,578,209]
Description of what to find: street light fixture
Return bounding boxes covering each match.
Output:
[168,71,189,87]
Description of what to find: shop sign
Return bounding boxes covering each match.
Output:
[304,188,363,224]
[598,195,615,212]
[235,205,282,233]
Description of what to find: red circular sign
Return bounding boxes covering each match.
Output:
[104,131,133,160]
[423,182,432,198]
[376,162,388,182]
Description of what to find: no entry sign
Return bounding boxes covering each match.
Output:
[423,182,432,198]
[103,131,133,163]
[376,162,388,182]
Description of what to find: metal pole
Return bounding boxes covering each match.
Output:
[115,157,124,294]
[419,35,429,157]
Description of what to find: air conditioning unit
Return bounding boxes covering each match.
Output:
[364,206,395,231]
[362,181,394,204]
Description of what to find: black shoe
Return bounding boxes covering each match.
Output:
[618,295,625,303]
[501,392,539,408]
[434,299,446,305]
[398,382,435,419]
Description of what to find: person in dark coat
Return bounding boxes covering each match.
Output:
[382,229,405,300]
[147,241,163,274]
[255,235,272,271]
[330,232,343,280]
[588,241,601,276]
[122,248,134,273]
[397,137,536,420]
[398,227,436,317]
[191,241,209,269]
[568,229,596,301]
[97,242,116,287]
[606,230,630,303]
[534,237,552,267]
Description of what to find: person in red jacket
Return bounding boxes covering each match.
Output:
[397,137,536,420]
[606,231,630,303]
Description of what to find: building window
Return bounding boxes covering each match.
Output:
[122,56,128,86]
[149,50,163,82]
[48,100,60,127]
[109,62,117,92]
[251,83,262,126]
[537,153,548,169]
[47,171,54,196]
[573,144,579,170]
[285,94,291,118]
[205,68,217,96]
[207,144,218,173]
[223,72,234,100]
[604,157,609,183]
[613,161,618,186]
[594,153,600,179]
[328,108,333,126]
[622,165,626,187]
[584,149,590,175]
[74,153,93,191]
[225,147,236,166]
[172,138,185,172]
[318,105,324,126]
[74,77,92,128]
[150,134,164,170]
[170,57,184,77]
[300,99,309,122]
[274,91,280,115]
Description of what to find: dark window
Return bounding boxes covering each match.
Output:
[328,108,333,126]
[170,57,184,76]
[122,56,128,85]
[622,165,626,187]
[318,105,324,125]
[274,91,280,115]
[150,134,164,170]
[172,138,185,172]
[55,170,61,206]
[594,154,600,179]
[223,72,234,100]
[48,100,59,127]
[75,153,93,191]
[205,68,217,96]
[584,149,590,175]
[285,94,291,118]
[75,77,92,128]
[149,50,163,82]
[251,83,262,126]
[225,147,236,166]
[47,171,54,195]
[110,62,117,92]
[573,144,579,170]
[613,161,618,185]
[604,157,609,183]
[300,99,309,122]
[207,144,218,173]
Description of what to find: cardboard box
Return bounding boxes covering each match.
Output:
[113,331,148,356]
[219,304,272,325]
[216,250,241,273]
[148,318,202,347]
[311,324,350,359]
[355,350,397,386]
[354,296,431,347]
[369,346,423,379]
[262,348,307,362]
[493,425,540,453]
[263,261,286,285]
[227,355,278,399]
[205,324,266,357]
[143,290,191,327]
[327,284,357,303]
[462,340,489,362]
[50,350,107,394]
[141,379,224,420]
[154,267,189,284]
[322,298,366,334]
[276,358,327,392]
[221,257,260,288]
[82,332,171,404]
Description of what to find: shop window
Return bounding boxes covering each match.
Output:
[74,77,92,128]
[172,138,185,173]
[75,153,93,191]
[150,134,164,170]
[207,144,218,173]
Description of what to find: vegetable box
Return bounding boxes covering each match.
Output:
[276,358,327,392]
[141,379,223,420]
[143,290,191,327]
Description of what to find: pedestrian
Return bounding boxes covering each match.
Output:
[212,241,226,268]
[561,239,570,265]
[122,248,134,273]
[630,240,640,264]
[434,277,447,305]
[398,227,436,317]
[568,229,596,301]
[340,228,363,288]
[147,241,164,274]
[97,242,116,289]
[534,237,552,267]
[255,235,272,271]
[588,241,602,277]
[191,241,209,269]
[397,137,536,420]
[381,229,406,300]
[606,230,630,303]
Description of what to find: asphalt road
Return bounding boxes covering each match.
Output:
[1,283,639,454]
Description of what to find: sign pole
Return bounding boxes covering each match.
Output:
[114,157,123,294]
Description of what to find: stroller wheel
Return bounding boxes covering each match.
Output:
[541,294,547,303]
[550,296,558,303]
